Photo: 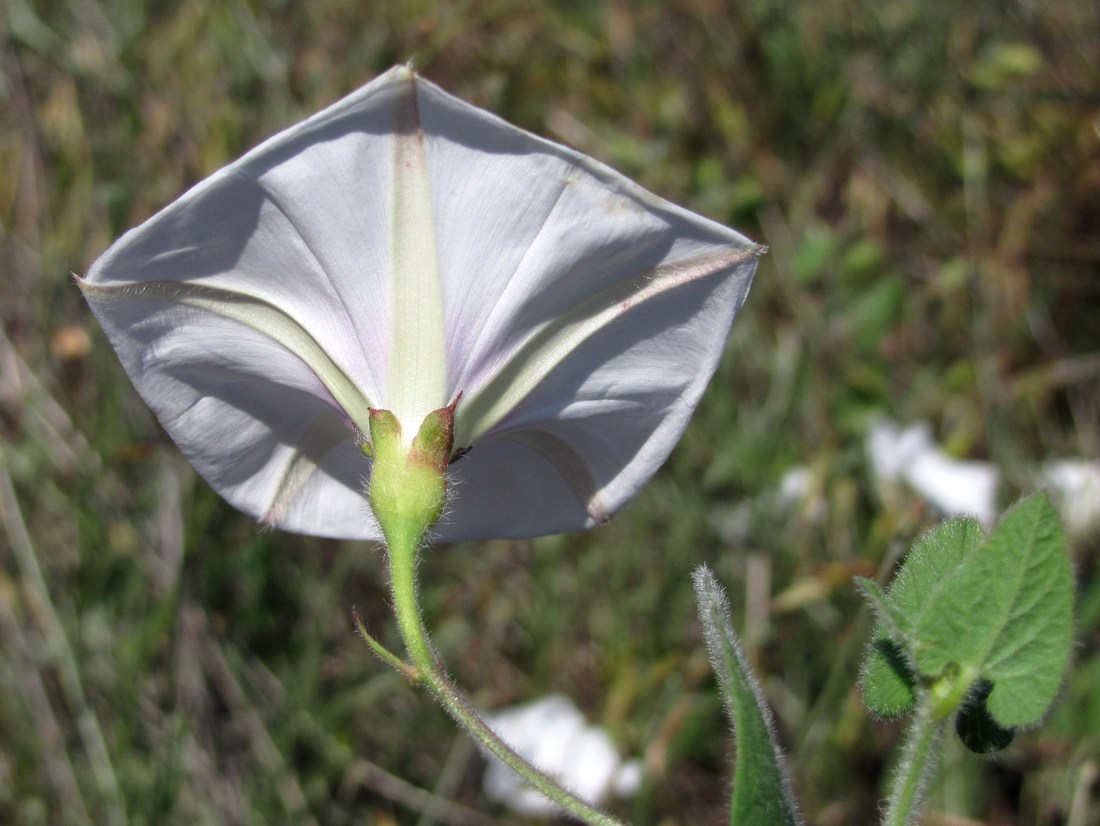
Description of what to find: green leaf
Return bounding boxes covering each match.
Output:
[915,493,1074,727]
[856,576,911,645]
[862,637,918,718]
[885,517,987,636]
[858,520,985,718]
[860,494,1074,730]
[693,567,802,826]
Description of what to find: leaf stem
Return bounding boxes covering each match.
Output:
[385,529,626,826]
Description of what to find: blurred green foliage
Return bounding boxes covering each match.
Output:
[1,1,1097,823]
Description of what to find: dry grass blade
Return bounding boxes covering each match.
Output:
[0,323,102,481]
[0,452,127,826]
[0,572,93,825]
[185,604,320,826]
[342,755,497,826]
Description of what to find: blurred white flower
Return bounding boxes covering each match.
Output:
[80,65,759,541]
[1042,459,1100,540]
[483,694,642,817]
[866,419,1000,525]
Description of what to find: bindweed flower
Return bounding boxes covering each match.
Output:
[80,64,761,542]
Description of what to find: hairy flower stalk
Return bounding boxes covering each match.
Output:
[363,398,623,824]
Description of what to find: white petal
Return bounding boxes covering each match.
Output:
[906,451,1000,525]
[84,65,760,541]
[82,298,379,538]
[398,77,758,538]
[82,68,425,537]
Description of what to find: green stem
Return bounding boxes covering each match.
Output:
[882,696,945,826]
[386,530,626,826]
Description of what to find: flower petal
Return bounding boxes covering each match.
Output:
[80,296,380,537]
[401,79,760,539]
[83,65,760,541]
[80,69,432,537]
[442,294,755,541]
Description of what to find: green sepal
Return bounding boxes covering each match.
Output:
[367,400,459,549]
[410,394,460,473]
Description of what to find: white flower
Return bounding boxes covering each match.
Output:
[483,694,642,817]
[80,65,760,541]
[866,419,1001,525]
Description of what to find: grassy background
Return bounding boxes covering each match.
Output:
[2,1,1098,823]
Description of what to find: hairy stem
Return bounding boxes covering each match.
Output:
[882,697,945,826]
[385,530,626,826]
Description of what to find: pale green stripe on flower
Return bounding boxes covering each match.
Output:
[455,243,765,448]
[76,278,375,436]
[388,68,447,439]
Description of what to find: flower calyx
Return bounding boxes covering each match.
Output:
[367,397,460,548]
